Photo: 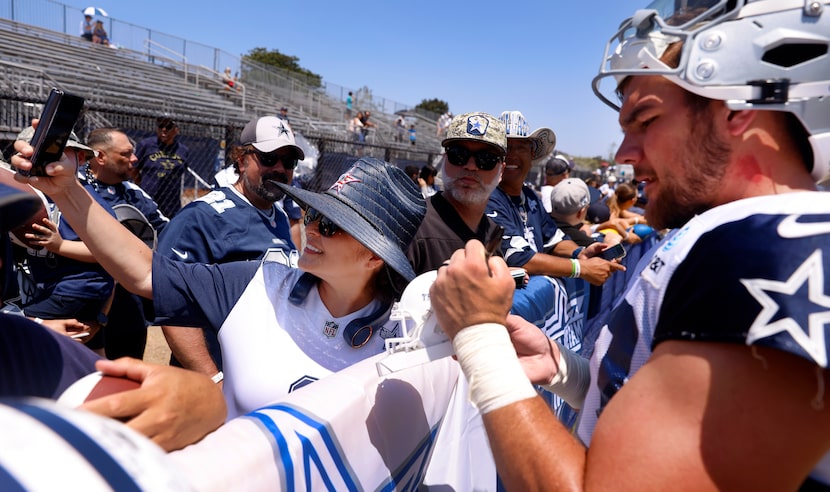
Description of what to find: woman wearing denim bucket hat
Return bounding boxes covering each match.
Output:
[12,136,426,421]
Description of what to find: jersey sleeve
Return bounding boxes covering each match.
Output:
[152,255,259,333]
[654,215,830,368]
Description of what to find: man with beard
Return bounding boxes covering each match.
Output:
[406,112,506,274]
[135,116,190,218]
[159,116,302,377]
[429,1,830,489]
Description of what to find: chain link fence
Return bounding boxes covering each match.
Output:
[0,96,438,216]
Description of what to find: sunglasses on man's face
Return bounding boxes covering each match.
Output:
[444,145,503,171]
[303,208,340,237]
[158,123,175,131]
[249,149,299,170]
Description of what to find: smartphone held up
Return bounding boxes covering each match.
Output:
[18,88,85,177]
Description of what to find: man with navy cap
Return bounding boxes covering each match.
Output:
[160,115,304,379]
[135,116,190,218]
[539,153,572,214]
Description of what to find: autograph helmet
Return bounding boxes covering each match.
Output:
[592,0,830,182]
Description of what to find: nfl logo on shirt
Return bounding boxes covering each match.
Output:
[324,321,338,338]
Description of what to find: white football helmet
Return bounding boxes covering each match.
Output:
[376,271,454,375]
[593,0,830,182]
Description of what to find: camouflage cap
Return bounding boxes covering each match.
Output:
[17,126,96,161]
[441,112,507,154]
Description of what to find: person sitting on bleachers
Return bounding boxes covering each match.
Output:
[92,20,109,46]
[80,14,93,42]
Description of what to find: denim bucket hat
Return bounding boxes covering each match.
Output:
[276,157,426,281]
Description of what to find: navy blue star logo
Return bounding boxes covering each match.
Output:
[741,249,830,367]
[278,122,290,136]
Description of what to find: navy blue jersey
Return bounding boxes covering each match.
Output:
[157,186,297,266]
[579,192,830,446]
[22,184,116,302]
[487,186,566,267]
[134,136,189,217]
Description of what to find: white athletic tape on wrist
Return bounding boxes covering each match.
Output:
[542,340,591,409]
[453,323,538,415]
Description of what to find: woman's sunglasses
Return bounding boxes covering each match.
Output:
[249,149,299,170]
[304,208,340,237]
[444,145,503,171]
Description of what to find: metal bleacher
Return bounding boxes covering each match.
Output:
[0,13,446,152]
[0,18,246,132]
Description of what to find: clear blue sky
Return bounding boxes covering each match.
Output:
[70,1,647,159]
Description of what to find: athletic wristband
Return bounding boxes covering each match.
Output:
[211,371,224,384]
[571,247,584,259]
[453,323,537,415]
[569,259,581,278]
[542,340,591,409]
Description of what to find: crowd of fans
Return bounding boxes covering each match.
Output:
[1,1,829,489]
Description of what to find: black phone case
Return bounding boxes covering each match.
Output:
[26,88,85,176]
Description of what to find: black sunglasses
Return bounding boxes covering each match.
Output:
[249,149,299,170]
[303,208,340,237]
[444,145,503,171]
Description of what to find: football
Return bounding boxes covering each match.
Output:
[0,166,49,249]
[57,371,141,407]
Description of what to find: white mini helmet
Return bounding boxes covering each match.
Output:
[593,0,830,182]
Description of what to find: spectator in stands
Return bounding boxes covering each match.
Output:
[417,164,438,198]
[359,110,376,141]
[597,182,651,245]
[407,112,506,274]
[395,115,406,143]
[278,106,290,124]
[539,153,571,214]
[13,142,427,420]
[135,116,190,218]
[404,165,419,184]
[548,178,600,247]
[13,127,115,355]
[160,116,303,379]
[80,14,93,42]
[487,111,623,286]
[80,128,169,360]
[92,20,109,46]
[436,110,452,138]
[222,67,237,91]
[409,124,417,146]
[598,173,617,198]
[349,111,365,143]
[345,91,353,118]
